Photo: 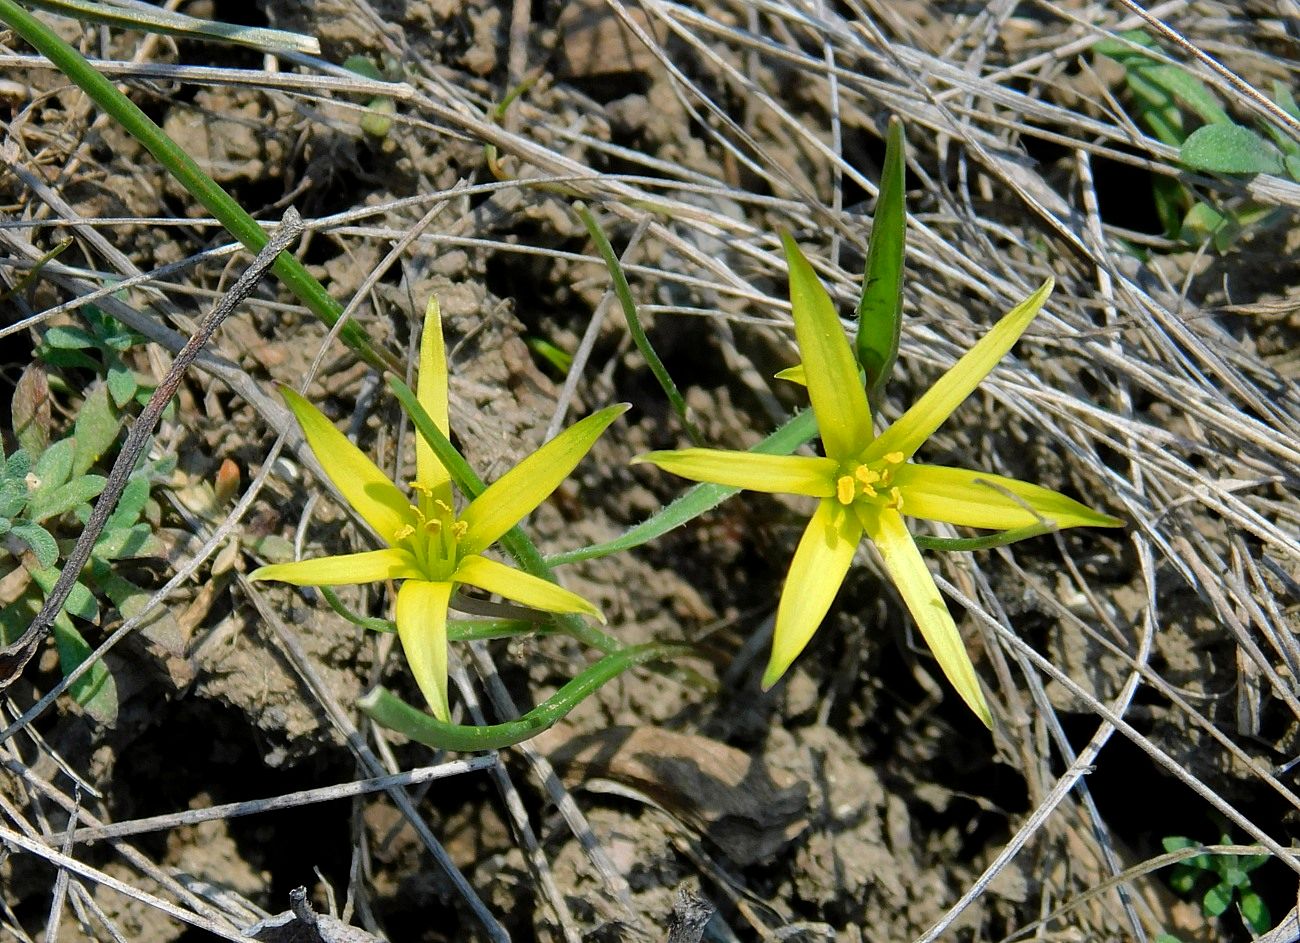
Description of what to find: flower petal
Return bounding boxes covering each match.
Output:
[633,449,837,497]
[249,548,420,586]
[396,580,454,722]
[866,279,1054,462]
[860,505,992,728]
[781,233,874,460]
[459,404,629,556]
[894,464,1125,530]
[416,296,453,499]
[762,498,862,688]
[281,386,412,543]
[454,554,604,622]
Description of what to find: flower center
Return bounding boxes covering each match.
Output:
[835,451,905,510]
[393,482,465,580]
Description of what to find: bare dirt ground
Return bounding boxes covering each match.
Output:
[2,1,1299,941]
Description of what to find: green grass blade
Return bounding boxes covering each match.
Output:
[546,408,818,567]
[575,203,704,446]
[357,642,691,751]
[0,0,398,373]
[857,116,906,404]
[22,0,320,54]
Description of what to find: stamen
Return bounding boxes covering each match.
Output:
[451,521,468,539]
[434,499,454,516]
[854,466,880,485]
[836,476,856,505]
[859,483,877,498]
[883,451,904,465]
[408,481,431,496]
[393,523,415,540]
[888,486,904,510]
[424,520,442,534]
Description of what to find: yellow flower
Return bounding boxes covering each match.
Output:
[251,299,624,722]
[635,235,1122,727]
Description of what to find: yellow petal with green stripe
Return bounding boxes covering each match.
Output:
[459,404,628,556]
[281,386,412,543]
[454,555,603,622]
[860,505,991,728]
[894,464,1124,530]
[416,296,453,500]
[781,233,873,460]
[395,579,454,722]
[762,498,862,688]
[250,548,420,586]
[866,279,1053,463]
[634,449,836,497]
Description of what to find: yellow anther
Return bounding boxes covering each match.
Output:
[451,521,469,539]
[836,476,856,505]
[860,483,877,498]
[888,487,904,511]
[423,520,442,534]
[883,451,904,465]
[434,499,454,516]
[854,466,880,485]
[408,481,432,496]
[393,523,416,540]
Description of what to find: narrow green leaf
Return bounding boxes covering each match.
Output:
[359,642,690,750]
[547,408,818,567]
[105,475,150,531]
[575,203,704,446]
[41,325,98,350]
[857,116,906,402]
[107,365,138,407]
[1181,124,1285,174]
[72,385,122,477]
[30,568,99,622]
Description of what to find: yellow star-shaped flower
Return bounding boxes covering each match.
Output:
[635,235,1122,727]
[252,299,624,722]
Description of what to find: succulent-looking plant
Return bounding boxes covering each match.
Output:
[251,299,623,722]
[636,235,1123,727]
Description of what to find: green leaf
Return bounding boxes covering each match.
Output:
[32,438,75,492]
[10,522,57,567]
[1181,124,1285,175]
[1202,882,1232,917]
[1285,154,1300,181]
[1238,888,1271,935]
[72,385,122,477]
[1168,865,1199,894]
[546,408,819,566]
[4,449,31,481]
[857,116,906,402]
[105,475,150,531]
[106,364,138,407]
[12,363,51,456]
[42,325,99,349]
[359,642,690,750]
[30,567,99,622]
[26,474,107,522]
[343,54,384,80]
[51,614,118,725]
[0,476,29,519]
[93,523,159,561]
[1162,835,1197,853]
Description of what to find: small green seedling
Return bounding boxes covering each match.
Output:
[1097,30,1298,249]
[36,304,156,409]
[1,372,171,724]
[342,54,397,139]
[1163,835,1271,936]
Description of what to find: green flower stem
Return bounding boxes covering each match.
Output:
[358,642,690,751]
[574,203,704,446]
[546,407,818,567]
[387,375,622,656]
[0,0,400,374]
